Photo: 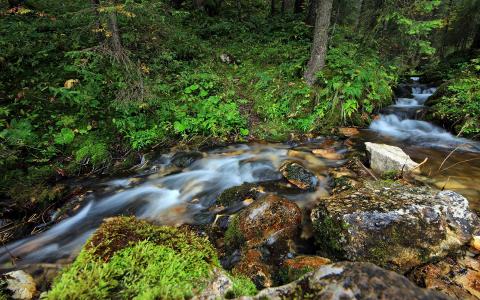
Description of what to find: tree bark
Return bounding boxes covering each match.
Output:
[353,0,363,30]
[304,0,333,86]
[281,0,286,15]
[294,0,303,14]
[305,0,317,26]
[270,0,275,16]
[472,25,480,50]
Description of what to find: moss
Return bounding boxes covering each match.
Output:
[47,217,221,299]
[6,183,67,211]
[86,216,218,263]
[312,207,348,259]
[224,215,245,251]
[216,183,259,207]
[381,170,400,181]
[225,275,257,298]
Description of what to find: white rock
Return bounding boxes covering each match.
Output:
[365,142,419,174]
[3,270,36,300]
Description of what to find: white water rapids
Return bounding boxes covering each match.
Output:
[370,78,480,152]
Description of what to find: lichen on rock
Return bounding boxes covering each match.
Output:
[311,181,480,273]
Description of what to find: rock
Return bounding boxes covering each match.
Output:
[232,249,274,289]
[472,236,480,251]
[312,149,343,160]
[365,142,420,175]
[171,151,203,168]
[338,127,360,137]
[215,183,262,209]
[1,270,36,300]
[193,268,233,300]
[279,256,331,283]
[248,262,450,300]
[279,162,318,190]
[409,254,480,299]
[394,84,413,98]
[311,182,480,273]
[229,194,302,250]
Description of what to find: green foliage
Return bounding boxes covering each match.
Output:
[316,37,397,125]
[430,59,480,136]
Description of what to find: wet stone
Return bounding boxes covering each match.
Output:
[311,182,480,273]
[248,262,451,300]
[279,161,318,190]
[171,151,204,168]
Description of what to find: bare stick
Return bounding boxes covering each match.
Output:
[355,158,378,180]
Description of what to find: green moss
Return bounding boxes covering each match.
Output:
[225,275,257,298]
[381,170,400,181]
[216,183,259,207]
[47,241,214,300]
[47,217,221,299]
[224,215,245,251]
[313,208,348,259]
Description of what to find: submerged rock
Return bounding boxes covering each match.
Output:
[215,183,262,209]
[280,161,318,190]
[249,262,450,300]
[365,142,420,175]
[171,151,204,168]
[409,253,480,300]
[311,182,480,273]
[1,270,36,300]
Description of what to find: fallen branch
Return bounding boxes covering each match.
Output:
[355,158,378,180]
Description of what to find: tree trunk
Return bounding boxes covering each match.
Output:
[305,0,317,26]
[472,25,480,50]
[304,0,333,86]
[108,12,123,55]
[270,0,275,16]
[281,0,286,15]
[294,0,303,14]
[353,0,363,30]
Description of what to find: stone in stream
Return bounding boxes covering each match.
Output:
[365,142,420,175]
[310,181,480,273]
[171,151,204,168]
[247,262,451,300]
[279,161,318,190]
[223,194,302,288]
[279,255,331,283]
[409,252,480,300]
[1,270,36,300]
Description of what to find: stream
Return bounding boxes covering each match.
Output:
[1,78,479,268]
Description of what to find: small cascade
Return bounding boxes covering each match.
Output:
[370,78,480,152]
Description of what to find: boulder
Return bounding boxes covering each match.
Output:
[311,182,480,273]
[1,270,36,300]
[409,253,480,300]
[365,142,420,175]
[280,162,318,190]
[227,194,302,250]
[248,262,451,300]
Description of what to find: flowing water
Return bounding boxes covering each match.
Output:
[0,140,344,267]
[1,78,480,269]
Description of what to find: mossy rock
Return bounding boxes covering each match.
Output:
[311,182,480,273]
[47,216,255,299]
[216,183,261,208]
[279,161,318,191]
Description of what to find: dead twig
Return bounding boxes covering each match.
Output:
[355,158,378,180]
